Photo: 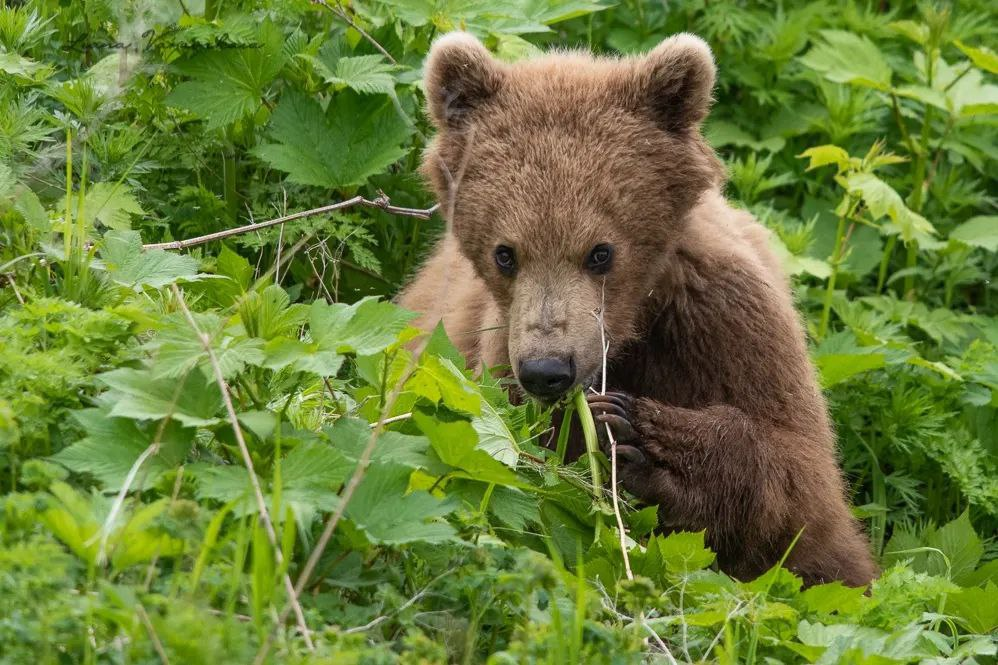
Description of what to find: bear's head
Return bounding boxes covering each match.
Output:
[421,32,723,402]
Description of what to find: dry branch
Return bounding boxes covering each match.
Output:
[144,196,438,251]
[311,0,399,65]
[171,284,315,651]
[594,283,634,581]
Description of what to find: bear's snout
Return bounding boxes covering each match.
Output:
[517,356,576,400]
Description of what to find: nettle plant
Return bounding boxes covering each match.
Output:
[1,0,997,662]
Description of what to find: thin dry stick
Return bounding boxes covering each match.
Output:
[311,0,398,65]
[255,129,477,665]
[594,282,633,581]
[344,567,454,634]
[144,196,438,251]
[3,274,25,305]
[135,603,171,665]
[171,284,315,652]
[91,375,189,564]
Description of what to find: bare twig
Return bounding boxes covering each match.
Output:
[144,196,438,251]
[344,567,454,634]
[91,375,189,564]
[593,281,633,581]
[3,274,25,305]
[136,603,171,665]
[311,0,398,65]
[255,128,476,665]
[170,284,315,651]
[372,412,412,427]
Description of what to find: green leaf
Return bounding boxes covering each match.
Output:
[407,354,482,415]
[52,407,194,490]
[252,90,413,189]
[650,531,716,574]
[98,367,223,427]
[166,23,286,129]
[345,463,457,544]
[956,40,998,75]
[816,355,887,387]
[82,182,144,230]
[261,338,344,376]
[146,312,265,379]
[813,332,887,387]
[306,49,397,95]
[798,145,852,172]
[471,397,521,467]
[310,297,416,356]
[799,30,892,90]
[706,120,785,153]
[280,440,353,526]
[239,285,309,340]
[889,20,928,46]
[799,581,866,616]
[947,582,998,633]
[842,172,937,244]
[325,417,432,470]
[413,411,522,487]
[950,216,998,252]
[884,511,983,582]
[99,230,199,290]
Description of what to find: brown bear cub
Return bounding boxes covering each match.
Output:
[399,32,877,587]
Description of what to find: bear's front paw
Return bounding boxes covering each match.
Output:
[586,391,644,464]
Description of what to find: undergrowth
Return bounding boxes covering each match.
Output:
[0,0,996,662]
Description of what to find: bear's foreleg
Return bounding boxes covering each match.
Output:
[587,392,806,580]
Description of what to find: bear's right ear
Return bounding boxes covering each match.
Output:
[637,34,716,133]
[424,32,504,130]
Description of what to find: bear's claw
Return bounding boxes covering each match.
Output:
[587,391,640,447]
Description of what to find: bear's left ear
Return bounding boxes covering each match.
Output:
[424,32,505,131]
[637,34,716,132]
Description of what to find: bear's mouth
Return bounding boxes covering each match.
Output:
[517,370,601,407]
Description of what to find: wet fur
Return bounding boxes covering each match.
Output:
[398,33,876,587]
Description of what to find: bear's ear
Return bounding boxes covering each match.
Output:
[424,32,504,130]
[637,34,716,132]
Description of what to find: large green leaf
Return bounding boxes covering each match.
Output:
[948,582,998,633]
[82,182,144,231]
[407,354,482,415]
[951,216,998,252]
[146,312,265,380]
[52,407,194,490]
[799,30,892,91]
[306,49,397,95]
[252,90,413,189]
[310,297,416,356]
[345,463,457,544]
[884,511,983,583]
[97,367,223,427]
[325,417,432,471]
[99,230,199,290]
[413,411,521,487]
[166,23,286,129]
[842,172,936,244]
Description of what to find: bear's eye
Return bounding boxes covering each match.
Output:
[586,244,613,275]
[494,245,516,275]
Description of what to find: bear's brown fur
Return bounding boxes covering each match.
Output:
[399,32,877,587]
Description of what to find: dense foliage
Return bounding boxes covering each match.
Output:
[1,0,996,662]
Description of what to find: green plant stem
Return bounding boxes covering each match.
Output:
[875,235,896,294]
[63,128,72,260]
[573,389,604,539]
[75,133,88,255]
[818,198,859,339]
[903,51,936,299]
[555,401,576,464]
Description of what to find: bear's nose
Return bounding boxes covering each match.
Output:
[518,357,575,399]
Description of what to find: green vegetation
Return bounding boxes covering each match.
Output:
[1,0,996,662]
